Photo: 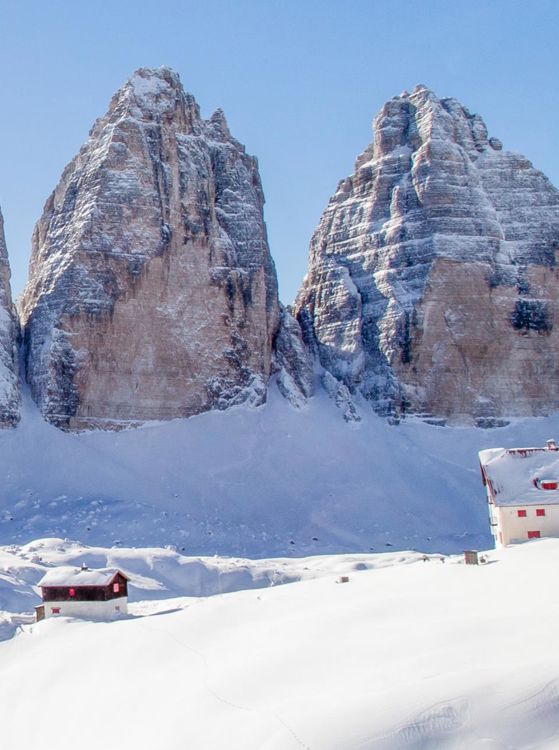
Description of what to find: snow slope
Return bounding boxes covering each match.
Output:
[4,384,559,556]
[2,539,559,749]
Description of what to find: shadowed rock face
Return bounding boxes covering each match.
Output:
[295,85,559,424]
[21,67,281,429]
[0,211,19,427]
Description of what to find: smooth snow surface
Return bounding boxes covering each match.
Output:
[2,540,559,749]
[5,385,559,555]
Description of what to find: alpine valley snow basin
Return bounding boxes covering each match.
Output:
[2,539,559,749]
[5,386,559,554]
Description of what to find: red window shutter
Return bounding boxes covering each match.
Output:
[113,582,120,593]
[69,588,75,597]
[527,530,541,539]
[517,509,527,517]
[536,508,546,516]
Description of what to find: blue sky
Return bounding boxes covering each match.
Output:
[0,0,557,302]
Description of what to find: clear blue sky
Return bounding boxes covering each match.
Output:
[0,0,557,303]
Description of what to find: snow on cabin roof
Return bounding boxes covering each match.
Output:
[479,443,559,506]
[38,566,128,588]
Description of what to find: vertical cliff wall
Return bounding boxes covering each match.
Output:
[295,85,559,424]
[0,210,19,427]
[21,67,281,429]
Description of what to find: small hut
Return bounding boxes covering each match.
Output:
[35,565,129,622]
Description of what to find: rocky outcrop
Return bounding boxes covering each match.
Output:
[295,85,559,424]
[20,67,281,429]
[0,211,20,427]
[272,306,313,408]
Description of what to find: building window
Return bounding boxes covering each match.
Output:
[536,508,546,516]
[51,607,60,614]
[113,582,120,594]
[69,588,75,597]
[527,530,541,539]
[517,509,527,517]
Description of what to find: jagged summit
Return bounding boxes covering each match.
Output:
[20,68,284,429]
[295,86,559,424]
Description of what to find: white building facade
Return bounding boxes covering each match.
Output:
[480,440,559,547]
[36,566,129,621]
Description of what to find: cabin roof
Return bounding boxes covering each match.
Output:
[38,566,129,588]
[479,444,559,506]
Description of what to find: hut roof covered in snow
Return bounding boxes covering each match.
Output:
[479,441,559,506]
[38,566,128,588]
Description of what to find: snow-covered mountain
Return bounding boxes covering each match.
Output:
[4,74,559,560]
[20,67,293,430]
[13,75,559,431]
[295,84,559,424]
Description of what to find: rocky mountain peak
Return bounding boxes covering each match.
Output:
[20,67,285,429]
[295,86,559,424]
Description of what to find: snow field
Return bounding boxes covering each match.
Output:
[7,383,559,556]
[1,540,559,749]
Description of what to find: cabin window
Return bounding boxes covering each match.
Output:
[527,530,541,539]
[113,582,120,593]
[51,607,60,614]
[536,508,546,516]
[69,588,75,597]
[517,509,527,517]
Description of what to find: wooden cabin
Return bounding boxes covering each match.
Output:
[479,439,559,547]
[35,565,129,622]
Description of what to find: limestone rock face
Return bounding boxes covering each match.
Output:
[272,306,313,408]
[295,85,559,424]
[0,211,20,427]
[21,67,280,429]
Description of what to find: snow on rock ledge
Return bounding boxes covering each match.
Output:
[20,67,281,430]
[295,85,559,425]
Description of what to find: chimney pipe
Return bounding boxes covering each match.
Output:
[546,439,558,451]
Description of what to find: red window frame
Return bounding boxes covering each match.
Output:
[69,588,75,597]
[527,530,541,539]
[536,508,546,516]
[517,509,527,517]
[51,607,60,614]
[113,582,120,594]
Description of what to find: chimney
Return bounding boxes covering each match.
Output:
[81,562,88,571]
[546,439,558,451]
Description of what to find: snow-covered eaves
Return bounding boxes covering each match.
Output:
[38,566,127,588]
[479,445,559,506]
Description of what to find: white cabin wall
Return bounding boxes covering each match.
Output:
[496,506,559,546]
[43,596,128,620]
